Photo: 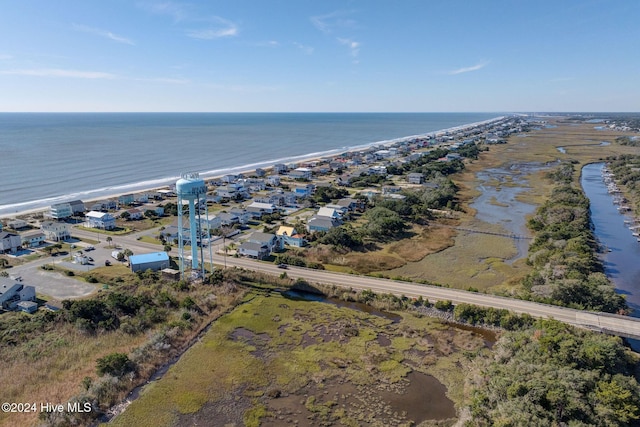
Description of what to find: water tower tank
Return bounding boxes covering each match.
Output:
[176,172,206,199]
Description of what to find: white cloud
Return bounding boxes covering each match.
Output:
[139,1,189,22]
[311,10,358,34]
[338,38,360,57]
[448,61,489,75]
[293,42,314,55]
[186,17,238,39]
[73,24,135,45]
[0,68,117,79]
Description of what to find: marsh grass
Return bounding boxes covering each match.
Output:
[111,293,487,426]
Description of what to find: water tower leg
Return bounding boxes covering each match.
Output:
[189,199,199,270]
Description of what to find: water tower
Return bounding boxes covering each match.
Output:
[176,172,213,279]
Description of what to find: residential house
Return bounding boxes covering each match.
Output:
[316,207,342,220]
[336,198,362,212]
[90,200,118,211]
[369,165,388,176]
[85,211,116,230]
[134,193,149,204]
[118,194,135,206]
[221,174,240,183]
[217,212,240,226]
[200,215,222,231]
[0,232,22,254]
[307,216,341,233]
[49,203,73,220]
[229,208,252,224]
[126,208,144,220]
[267,175,281,187]
[238,242,270,260]
[0,279,36,310]
[294,184,315,198]
[7,219,28,230]
[289,167,313,180]
[276,225,306,247]
[40,221,71,242]
[273,163,288,174]
[247,232,282,253]
[68,200,86,215]
[246,202,277,218]
[407,172,424,184]
[254,168,266,177]
[20,230,45,248]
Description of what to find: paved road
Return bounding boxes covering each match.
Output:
[17,225,640,340]
[218,255,640,340]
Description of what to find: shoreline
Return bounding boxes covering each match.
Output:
[0,116,505,220]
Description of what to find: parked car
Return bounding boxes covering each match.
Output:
[277,263,288,269]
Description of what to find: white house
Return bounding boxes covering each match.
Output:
[125,208,144,220]
[289,167,313,180]
[49,203,73,220]
[317,207,342,220]
[40,221,71,242]
[407,172,424,184]
[246,202,277,217]
[85,211,116,230]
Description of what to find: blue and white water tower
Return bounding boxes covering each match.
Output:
[176,172,212,278]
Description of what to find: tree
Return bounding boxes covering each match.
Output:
[96,353,136,377]
[106,236,113,248]
[120,211,131,220]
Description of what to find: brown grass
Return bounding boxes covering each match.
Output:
[388,225,457,262]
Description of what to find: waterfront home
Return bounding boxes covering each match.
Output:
[68,200,86,215]
[129,252,170,273]
[49,203,73,220]
[407,172,424,184]
[276,226,306,247]
[20,230,45,248]
[85,211,116,230]
[0,279,36,310]
[222,174,240,183]
[134,193,149,204]
[90,200,118,211]
[40,221,71,242]
[7,219,28,230]
[273,163,288,174]
[289,167,313,180]
[118,194,135,206]
[0,232,22,254]
[255,168,266,177]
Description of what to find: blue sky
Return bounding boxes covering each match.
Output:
[0,0,638,112]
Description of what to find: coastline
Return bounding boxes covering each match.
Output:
[0,116,504,221]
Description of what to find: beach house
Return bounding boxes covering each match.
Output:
[49,203,73,220]
[85,211,116,230]
[40,221,71,242]
[0,278,36,310]
[20,230,45,248]
[276,225,306,247]
[0,232,22,254]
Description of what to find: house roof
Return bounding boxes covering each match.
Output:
[317,207,340,218]
[308,217,339,229]
[247,202,276,210]
[86,211,113,219]
[276,226,296,236]
[239,242,267,252]
[249,232,276,244]
[129,252,169,265]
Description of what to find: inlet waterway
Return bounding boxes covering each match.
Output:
[581,163,640,349]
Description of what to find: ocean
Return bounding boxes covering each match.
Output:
[0,112,502,217]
